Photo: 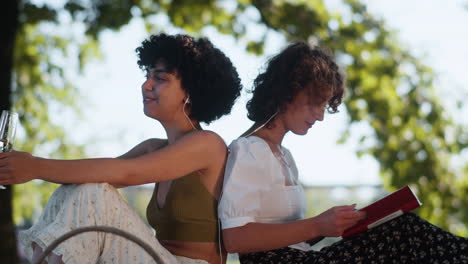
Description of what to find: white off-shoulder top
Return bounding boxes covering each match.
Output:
[218,136,313,251]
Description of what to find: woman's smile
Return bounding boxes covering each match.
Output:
[143,96,159,104]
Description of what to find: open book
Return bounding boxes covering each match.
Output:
[342,185,422,238]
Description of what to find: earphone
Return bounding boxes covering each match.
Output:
[182,96,198,131]
[218,218,223,264]
[245,110,279,137]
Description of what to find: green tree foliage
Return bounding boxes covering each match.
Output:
[2,0,467,261]
[13,9,88,225]
[180,0,468,235]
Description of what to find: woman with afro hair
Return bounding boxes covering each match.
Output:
[218,42,467,263]
[2,33,242,263]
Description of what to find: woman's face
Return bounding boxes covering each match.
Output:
[141,62,187,122]
[281,88,330,135]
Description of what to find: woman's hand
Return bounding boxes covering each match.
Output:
[313,204,366,237]
[0,151,37,185]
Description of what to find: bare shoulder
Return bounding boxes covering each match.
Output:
[118,138,167,159]
[182,131,228,191]
[144,138,168,152]
[182,130,227,152]
[133,138,168,153]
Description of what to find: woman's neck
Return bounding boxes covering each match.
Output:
[249,119,287,147]
[162,119,200,144]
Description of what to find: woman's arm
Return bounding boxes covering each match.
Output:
[223,218,318,254]
[223,205,365,254]
[0,131,226,186]
[110,138,167,188]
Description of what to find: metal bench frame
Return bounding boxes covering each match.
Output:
[34,226,163,264]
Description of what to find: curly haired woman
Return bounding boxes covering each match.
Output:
[0,33,242,264]
[219,42,468,264]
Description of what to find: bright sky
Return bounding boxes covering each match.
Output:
[63,0,467,186]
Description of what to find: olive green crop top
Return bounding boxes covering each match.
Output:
[146,172,219,242]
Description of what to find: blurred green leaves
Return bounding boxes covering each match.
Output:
[11,0,467,236]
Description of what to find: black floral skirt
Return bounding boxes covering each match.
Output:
[239,213,468,264]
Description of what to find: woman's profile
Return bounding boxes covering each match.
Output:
[219,42,467,263]
[0,33,242,264]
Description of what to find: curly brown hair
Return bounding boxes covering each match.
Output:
[136,33,242,124]
[247,42,345,125]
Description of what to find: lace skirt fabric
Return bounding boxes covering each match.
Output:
[19,183,208,264]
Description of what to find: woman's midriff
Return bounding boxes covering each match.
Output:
[161,240,226,264]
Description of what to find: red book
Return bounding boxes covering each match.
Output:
[342,185,422,238]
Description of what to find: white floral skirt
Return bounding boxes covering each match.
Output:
[19,183,208,264]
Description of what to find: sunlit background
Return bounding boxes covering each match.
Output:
[38,0,468,186]
[4,0,467,262]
